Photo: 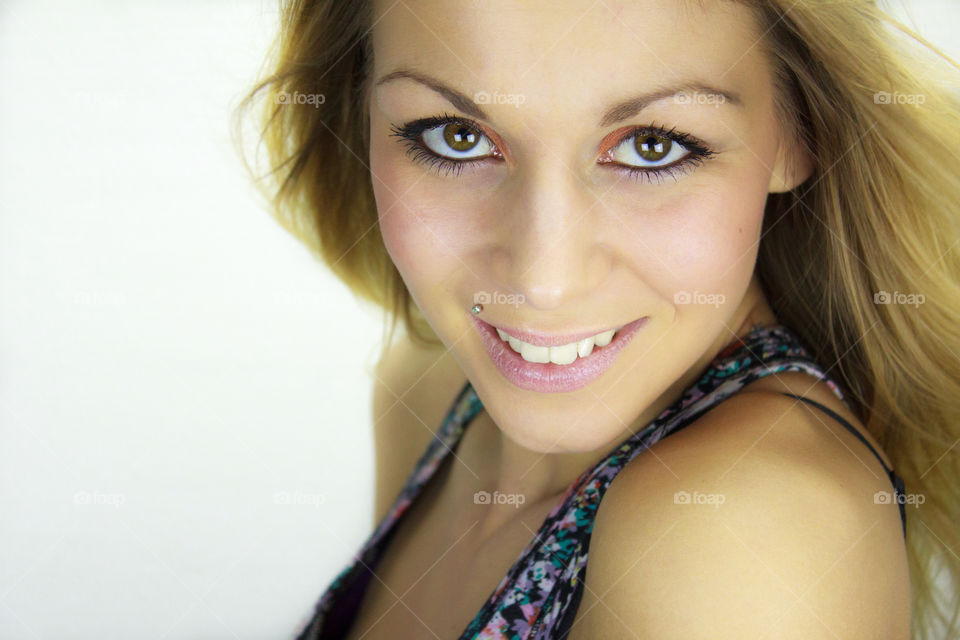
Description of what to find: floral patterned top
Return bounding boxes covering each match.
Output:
[293,323,906,639]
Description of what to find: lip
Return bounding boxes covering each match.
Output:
[471,315,648,393]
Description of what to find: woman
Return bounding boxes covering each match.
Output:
[235,1,960,638]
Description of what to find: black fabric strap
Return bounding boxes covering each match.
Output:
[779,392,907,537]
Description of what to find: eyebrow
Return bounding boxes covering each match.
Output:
[375,68,743,128]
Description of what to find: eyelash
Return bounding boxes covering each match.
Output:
[388,111,717,184]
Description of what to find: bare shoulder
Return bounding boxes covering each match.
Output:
[371,327,467,523]
[570,379,910,640]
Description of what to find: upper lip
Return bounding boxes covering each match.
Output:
[476,316,631,347]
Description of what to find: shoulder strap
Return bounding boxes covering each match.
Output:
[779,393,890,471]
[778,392,907,538]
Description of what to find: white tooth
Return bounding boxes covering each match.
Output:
[496,328,508,341]
[576,337,595,358]
[549,342,579,365]
[508,335,524,353]
[593,329,616,347]
[520,342,550,364]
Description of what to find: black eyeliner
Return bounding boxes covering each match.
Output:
[388,113,716,183]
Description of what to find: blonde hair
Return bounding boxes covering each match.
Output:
[232,1,960,636]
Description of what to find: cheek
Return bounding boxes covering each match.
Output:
[370,138,468,291]
[674,191,762,278]
[612,181,768,301]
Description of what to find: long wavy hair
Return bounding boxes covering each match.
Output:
[232,1,960,637]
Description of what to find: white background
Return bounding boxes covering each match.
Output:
[1,1,958,638]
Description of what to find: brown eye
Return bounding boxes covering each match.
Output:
[442,123,481,152]
[421,121,496,159]
[634,135,672,162]
[608,130,690,170]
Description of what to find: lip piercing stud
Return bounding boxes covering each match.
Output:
[471,304,483,314]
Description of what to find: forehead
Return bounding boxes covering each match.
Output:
[369,0,767,110]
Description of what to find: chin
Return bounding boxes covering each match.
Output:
[496,409,622,455]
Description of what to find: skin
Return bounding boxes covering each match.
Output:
[367,0,813,544]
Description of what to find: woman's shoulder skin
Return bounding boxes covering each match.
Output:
[568,380,911,640]
[371,329,467,523]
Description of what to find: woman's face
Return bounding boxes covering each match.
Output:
[368,0,810,453]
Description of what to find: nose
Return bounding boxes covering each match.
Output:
[492,157,610,311]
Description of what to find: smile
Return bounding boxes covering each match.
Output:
[471,315,648,393]
[494,326,621,365]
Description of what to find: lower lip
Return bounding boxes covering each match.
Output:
[471,315,648,393]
